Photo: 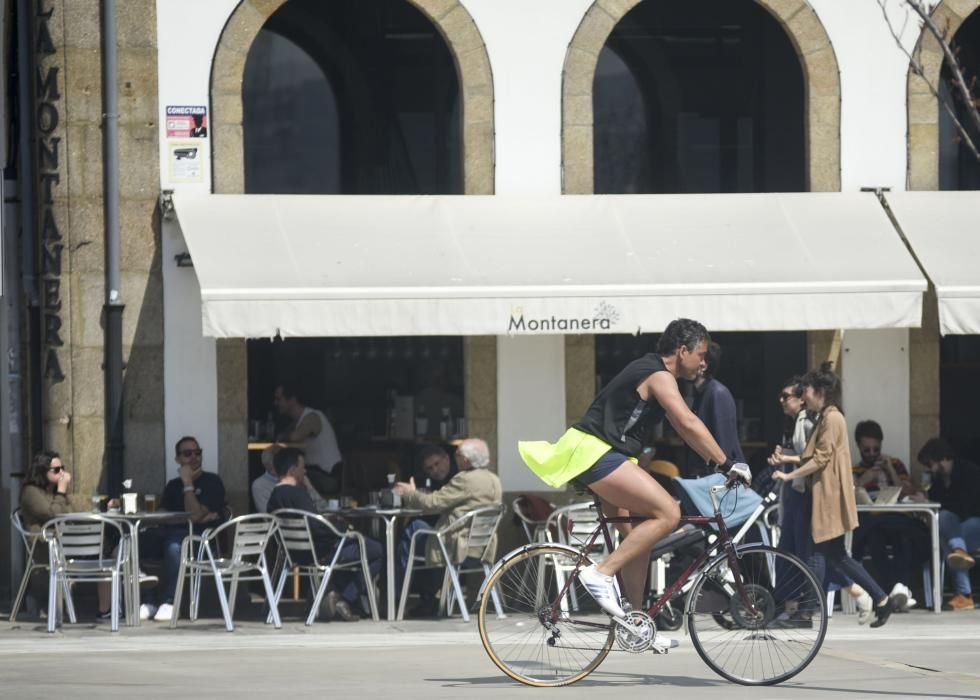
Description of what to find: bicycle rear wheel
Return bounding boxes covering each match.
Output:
[478,545,614,687]
[686,544,827,685]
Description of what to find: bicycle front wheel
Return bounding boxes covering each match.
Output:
[478,545,614,687]
[687,544,827,685]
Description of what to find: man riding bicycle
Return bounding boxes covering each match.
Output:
[520,318,751,645]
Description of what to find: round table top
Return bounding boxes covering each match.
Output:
[104,510,193,522]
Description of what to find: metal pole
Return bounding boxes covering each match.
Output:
[102,0,124,495]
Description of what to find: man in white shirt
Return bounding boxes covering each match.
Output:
[274,382,343,493]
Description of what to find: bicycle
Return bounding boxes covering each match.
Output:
[477,474,827,687]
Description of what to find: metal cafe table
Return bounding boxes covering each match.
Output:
[105,510,193,625]
[318,505,422,621]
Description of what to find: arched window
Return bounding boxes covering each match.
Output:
[594,0,805,194]
[939,9,980,191]
[242,0,462,195]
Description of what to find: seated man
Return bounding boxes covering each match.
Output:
[850,420,924,608]
[918,437,980,610]
[415,445,458,492]
[393,438,502,617]
[140,436,227,622]
[251,443,327,513]
[267,447,383,621]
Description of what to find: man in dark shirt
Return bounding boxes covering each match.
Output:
[141,436,227,622]
[684,342,744,477]
[918,437,980,610]
[267,447,382,620]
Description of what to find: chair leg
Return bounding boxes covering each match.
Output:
[208,560,234,632]
[484,563,506,619]
[47,569,58,634]
[436,539,468,622]
[9,563,37,622]
[170,544,189,629]
[267,566,290,626]
[260,562,282,629]
[355,536,379,622]
[62,578,78,624]
[110,571,120,633]
[397,535,421,621]
[306,570,333,626]
[228,571,241,615]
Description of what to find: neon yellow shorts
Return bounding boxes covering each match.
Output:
[518,428,616,489]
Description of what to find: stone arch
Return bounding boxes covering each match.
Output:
[210,0,495,195]
[562,0,841,193]
[907,0,980,190]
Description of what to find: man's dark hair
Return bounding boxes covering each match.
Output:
[702,341,722,380]
[801,362,843,412]
[656,318,710,356]
[854,420,883,443]
[782,375,805,398]
[917,437,956,466]
[277,381,303,403]
[273,446,305,477]
[175,436,198,456]
[419,445,449,464]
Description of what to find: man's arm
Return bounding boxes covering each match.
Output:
[401,474,470,513]
[644,372,727,466]
[285,412,321,442]
[179,468,221,523]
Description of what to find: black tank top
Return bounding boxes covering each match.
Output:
[574,353,670,458]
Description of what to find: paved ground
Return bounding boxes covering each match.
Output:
[1,608,979,699]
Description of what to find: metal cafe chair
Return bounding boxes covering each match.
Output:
[511,495,555,543]
[542,501,617,613]
[10,509,75,623]
[170,513,281,632]
[41,514,131,632]
[397,504,506,623]
[270,508,380,625]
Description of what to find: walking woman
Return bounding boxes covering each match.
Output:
[771,362,895,627]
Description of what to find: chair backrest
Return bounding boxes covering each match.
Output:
[41,514,126,562]
[11,509,39,554]
[447,504,505,563]
[546,502,615,560]
[511,495,554,542]
[272,508,344,568]
[208,514,278,563]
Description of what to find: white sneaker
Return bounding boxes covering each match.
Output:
[855,592,874,625]
[890,582,912,611]
[153,603,174,622]
[652,634,680,654]
[578,564,626,619]
[139,603,158,621]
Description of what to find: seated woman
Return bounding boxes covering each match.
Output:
[20,451,115,619]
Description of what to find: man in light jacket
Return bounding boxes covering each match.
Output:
[393,438,502,616]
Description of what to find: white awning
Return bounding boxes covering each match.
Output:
[884,191,980,335]
[172,192,926,338]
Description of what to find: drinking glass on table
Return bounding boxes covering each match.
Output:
[144,494,157,513]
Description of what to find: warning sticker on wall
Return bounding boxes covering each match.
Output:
[168,141,203,183]
[165,105,208,138]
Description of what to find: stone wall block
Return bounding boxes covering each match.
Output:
[118,49,160,125]
[439,6,484,55]
[216,339,248,422]
[66,123,103,197]
[808,125,840,192]
[943,0,980,21]
[563,48,597,97]
[117,0,159,48]
[758,0,806,23]
[218,421,249,518]
[121,271,164,348]
[123,421,166,492]
[564,335,595,425]
[571,8,616,59]
[562,160,593,195]
[69,200,104,273]
[907,90,938,126]
[463,93,493,126]
[212,93,244,126]
[464,155,494,195]
[908,124,939,190]
[213,124,245,194]
[219,2,268,57]
[414,0,460,22]
[71,346,106,418]
[456,47,492,94]
[787,9,832,56]
[596,0,644,19]
[44,368,74,423]
[72,416,106,497]
[805,47,840,96]
[212,50,247,98]
[249,0,290,21]
[61,0,100,49]
[63,48,102,124]
[120,199,161,273]
[122,344,165,421]
[119,125,161,199]
[563,93,593,128]
[72,271,105,348]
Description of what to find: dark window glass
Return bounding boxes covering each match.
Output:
[242,0,462,195]
[939,10,980,191]
[594,0,805,194]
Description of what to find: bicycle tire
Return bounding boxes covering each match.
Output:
[478,545,614,687]
[686,544,827,685]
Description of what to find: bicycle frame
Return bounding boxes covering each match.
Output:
[545,485,761,629]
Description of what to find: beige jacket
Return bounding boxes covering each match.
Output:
[401,468,503,566]
[802,407,859,544]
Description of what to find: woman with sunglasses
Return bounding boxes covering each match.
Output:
[20,451,117,620]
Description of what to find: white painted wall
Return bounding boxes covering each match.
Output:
[842,328,912,468]
[157,0,239,474]
[497,336,566,492]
